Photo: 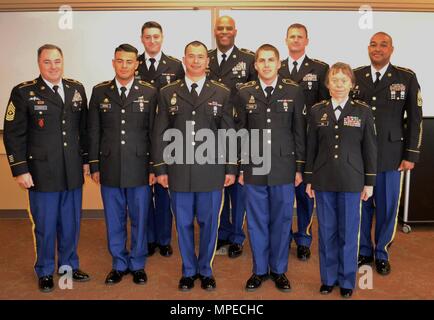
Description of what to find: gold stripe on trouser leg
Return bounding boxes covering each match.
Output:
[305,198,316,237]
[384,171,404,259]
[240,209,247,245]
[25,191,38,277]
[167,189,179,246]
[357,200,363,258]
[209,189,225,273]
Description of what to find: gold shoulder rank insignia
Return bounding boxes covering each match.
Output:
[240,48,255,56]
[311,100,327,109]
[354,99,370,108]
[395,66,415,75]
[417,89,423,107]
[311,58,328,66]
[138,80,155,89]
[239,80,256,90]
[18,79,37,89]
[95,80,111,88]
[210,80,230,91]
[5,101,16,121]
[161,79,181,91]
[353,66,367,72]
[282,78,298,86]
[64,78,82,85]
[166,55,181,63]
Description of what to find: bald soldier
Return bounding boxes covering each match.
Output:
[208,16,257,259]
[353,32,423,275]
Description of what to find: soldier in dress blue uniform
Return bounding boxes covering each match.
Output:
[3,44,90,292]
[353,32,423,275]
[207,16,257,259]
[135,21,185,258]
[236,44,306,292]
[305,63,377,298]
[279,23,330,261]
[152,41,237,291]
[88,44,157,286]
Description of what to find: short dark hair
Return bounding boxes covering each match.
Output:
[184,41,208,55]
[37,44,63,59]
[141,21,163,35]
[286,23,308,38]
[255,44,280,61]
[114,44,138,57]
[325,62,356,88]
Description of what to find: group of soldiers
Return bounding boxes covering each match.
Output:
[3,16,422,298]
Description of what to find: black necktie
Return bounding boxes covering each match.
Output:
[149,58,156,75]
[374,71,381,87]
[220,53,227,69]
[334,105,343,120]
[120,86,127,104]
[290,61,298,78]
[265,86,274,102]
[53,85,63,105]
[191,83,199,102]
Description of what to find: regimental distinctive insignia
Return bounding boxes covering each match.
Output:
[417,89,423,107]
[249,95,255,104]
[29,91,35,96]
[171,93,177,106]
[37,118,45,128]
[104,98,109,103]
[343,116,361,127]
[5,101,15,121]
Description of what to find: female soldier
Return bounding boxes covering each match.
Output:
[304,62,377,298]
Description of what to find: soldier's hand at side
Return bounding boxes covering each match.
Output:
[91,172,100,184]
[15,173,34,189]
[361,185,373,201]
[224,174,235,187]
[306,183,315,198]
[149,173,156,185]
[398,160,415,171]
[157,175,169,188]
[238,173,244,186]
[83,164,90,177]
[295,172,303,187]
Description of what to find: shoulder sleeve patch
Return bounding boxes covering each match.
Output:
[240,48,255,56]
[210,79,230,92]
[18,79,37,89]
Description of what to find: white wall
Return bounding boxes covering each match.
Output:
[0,10,212,129]
[1,9,433,130]
[221,10,434,116]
